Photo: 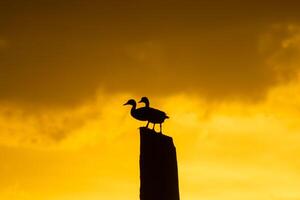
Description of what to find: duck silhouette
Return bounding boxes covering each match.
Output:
[138,97,169,133]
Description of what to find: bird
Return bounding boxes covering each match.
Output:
[138,96,169,133]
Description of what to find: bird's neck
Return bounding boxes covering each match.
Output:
[130,104,136,114]
[145,102,149,107]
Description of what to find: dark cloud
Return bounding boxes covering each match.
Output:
[0,99,103,147]
[1,1,300,105]
[0,38,7,48]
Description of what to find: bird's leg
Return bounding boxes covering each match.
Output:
[160,124,162,133]
[152,123,155,130]
[146,121,149,128]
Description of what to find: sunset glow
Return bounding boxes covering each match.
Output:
[1,1,300,200]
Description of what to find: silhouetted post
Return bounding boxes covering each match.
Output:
[139,127,180,200]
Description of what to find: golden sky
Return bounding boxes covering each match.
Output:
[1,1,300,199]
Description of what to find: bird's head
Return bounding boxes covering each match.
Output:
[138,97,149,105]
[123,99,136,106]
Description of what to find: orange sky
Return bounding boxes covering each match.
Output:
[1,1,300,200]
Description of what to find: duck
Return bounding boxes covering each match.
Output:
[138,96,169,133]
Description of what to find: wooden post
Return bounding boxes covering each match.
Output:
[139,127,180,200]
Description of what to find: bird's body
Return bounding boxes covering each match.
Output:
[143,107,169,124]
[131,106,149,121]
[138,97,169,132]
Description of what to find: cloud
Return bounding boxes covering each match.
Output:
[2,22,300,150]
[0,93,133,149]
[2,74,300,152]
[0,38,7,49]
[260,24,300,83]
[2,23,300,106]
[1,0,300,106]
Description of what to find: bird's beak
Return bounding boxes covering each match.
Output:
[123,102,129,106]
[138,100,142,103]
